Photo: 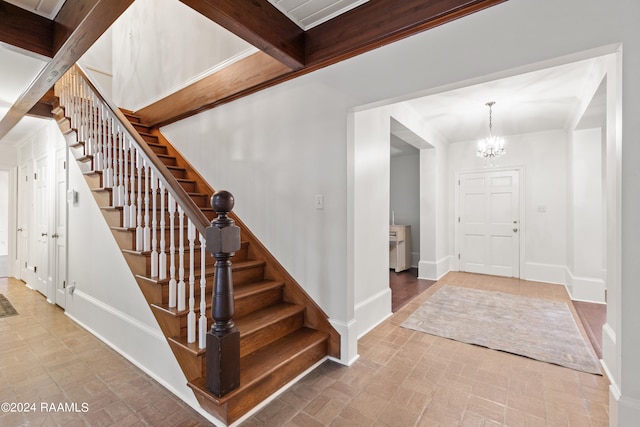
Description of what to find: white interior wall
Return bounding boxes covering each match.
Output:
[390,151,420,267]
[568,128,604,302]
[419,148,437,275]
[79,27,114,99]
[112,0,254,110]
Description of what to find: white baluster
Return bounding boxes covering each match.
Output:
[94,99,103,171]
[177,206,186,312]
[110,117,118,194]
[101,103,108,174]
[129,142,137,231]
[187,220,196,343]
[79,82,86,152]
[168,195,177,308]
[143,162,151,251]
[150,172,158,277]
[84,82,91,156]
[159,182,167,280]
[103,115,112,189]
[199,232,207,349]
[122,136,130,227]
[135,153,143,251]
[116,125,125,207]
[89,88,96,159]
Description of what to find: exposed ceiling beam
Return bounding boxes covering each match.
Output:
[0,0,135,140]
[179,0,305,70]
[136,51,292,127]
[305,0,508,67]
[0,0,54,58]
[144,0,507,128]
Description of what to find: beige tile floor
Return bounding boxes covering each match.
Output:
[0,273,609,426]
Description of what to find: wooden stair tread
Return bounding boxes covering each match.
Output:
[146,278,283,318]
[153,289,293,321]
[136,259,265,285]
[235,302,303,336]
[188,328,327,404]
[234,280,284,300]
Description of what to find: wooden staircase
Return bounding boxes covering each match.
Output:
[52,66,339,426]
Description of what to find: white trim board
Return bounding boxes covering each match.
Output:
[65,290,226,427]
[355,288,392,339]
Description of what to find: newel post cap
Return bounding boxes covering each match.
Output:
[205,190,241,254]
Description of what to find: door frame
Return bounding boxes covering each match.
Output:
[34,153,49,297]
[53,146,67,308]
[454,166,526,277]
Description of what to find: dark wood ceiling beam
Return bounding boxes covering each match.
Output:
[138,0,507,128]
[305,0,508,68]
[0,0,54,58]
[0,0,135,140]
[53,0,106,53]
[136,51,292,127]
[179,0,305,70]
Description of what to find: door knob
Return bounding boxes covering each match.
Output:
[513,228,518,233]
[52,233,59,238]
[41,232,48,237]
[17,228,23,232]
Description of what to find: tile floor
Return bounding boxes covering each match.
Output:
[0,273,610,426]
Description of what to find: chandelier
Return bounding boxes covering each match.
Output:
[476,101,505,163]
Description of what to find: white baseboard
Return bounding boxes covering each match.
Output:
[418,257,450,281]
[523,262,565,284]
[355,288,392,339]
[66,290,224,426]
[564,267,606,303]
[329,318,359,366]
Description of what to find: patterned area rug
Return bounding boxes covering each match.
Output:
[0,293,18,318]
[401,285,601,375]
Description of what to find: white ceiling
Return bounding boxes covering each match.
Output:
[267,0,368,30]
[0,0,605,150]
[0,44,50,145]
[2,0,64,18]
[404,57,602,145]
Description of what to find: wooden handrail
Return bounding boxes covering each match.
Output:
[73,64,211,235]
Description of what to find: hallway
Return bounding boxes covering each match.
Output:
[1,273,609,426]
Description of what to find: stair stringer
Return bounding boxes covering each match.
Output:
[150,128,341,359]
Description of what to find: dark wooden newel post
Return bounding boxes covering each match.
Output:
[205,190,241,397]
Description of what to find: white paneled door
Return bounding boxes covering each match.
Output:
[35,155,49,296]
[17,162,32,282]
[54,148,67,308]
[459,170,520,277]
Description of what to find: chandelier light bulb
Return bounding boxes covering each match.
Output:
[477,101,506,164]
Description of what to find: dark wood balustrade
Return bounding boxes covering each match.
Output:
[205,190,241,397]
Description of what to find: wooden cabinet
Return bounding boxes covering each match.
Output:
[389,225,411,273]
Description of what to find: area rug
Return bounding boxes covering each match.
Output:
[401,285,601,374]
[0,293,18,318]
